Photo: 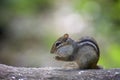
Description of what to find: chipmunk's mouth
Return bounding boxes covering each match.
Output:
[55,52,63,57]
[54,50,65,57]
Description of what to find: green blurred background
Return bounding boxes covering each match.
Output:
[0,0,120,68]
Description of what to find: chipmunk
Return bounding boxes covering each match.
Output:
[50,34,100,69]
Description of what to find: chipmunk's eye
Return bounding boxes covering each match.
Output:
[55,41,61,47]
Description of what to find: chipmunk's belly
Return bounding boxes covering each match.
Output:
[56,45,73,57]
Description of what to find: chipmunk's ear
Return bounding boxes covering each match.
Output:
[63,33,69,39]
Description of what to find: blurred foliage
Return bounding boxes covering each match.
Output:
[74,0,120,41]
[73,0,120,68]
[0,0,120,68]
[0,0,55,66]
[0,0,54,14]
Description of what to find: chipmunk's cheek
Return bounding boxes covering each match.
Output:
[56,45,74,57]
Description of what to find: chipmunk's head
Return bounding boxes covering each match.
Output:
[50,34,74,57]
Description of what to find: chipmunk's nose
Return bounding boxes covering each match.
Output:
[50,49,55,53]
[50,44,56,53]
[50,50,54,53]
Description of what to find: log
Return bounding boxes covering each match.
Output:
[0,64,120,80]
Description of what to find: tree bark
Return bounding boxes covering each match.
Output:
[0,64,120,80]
